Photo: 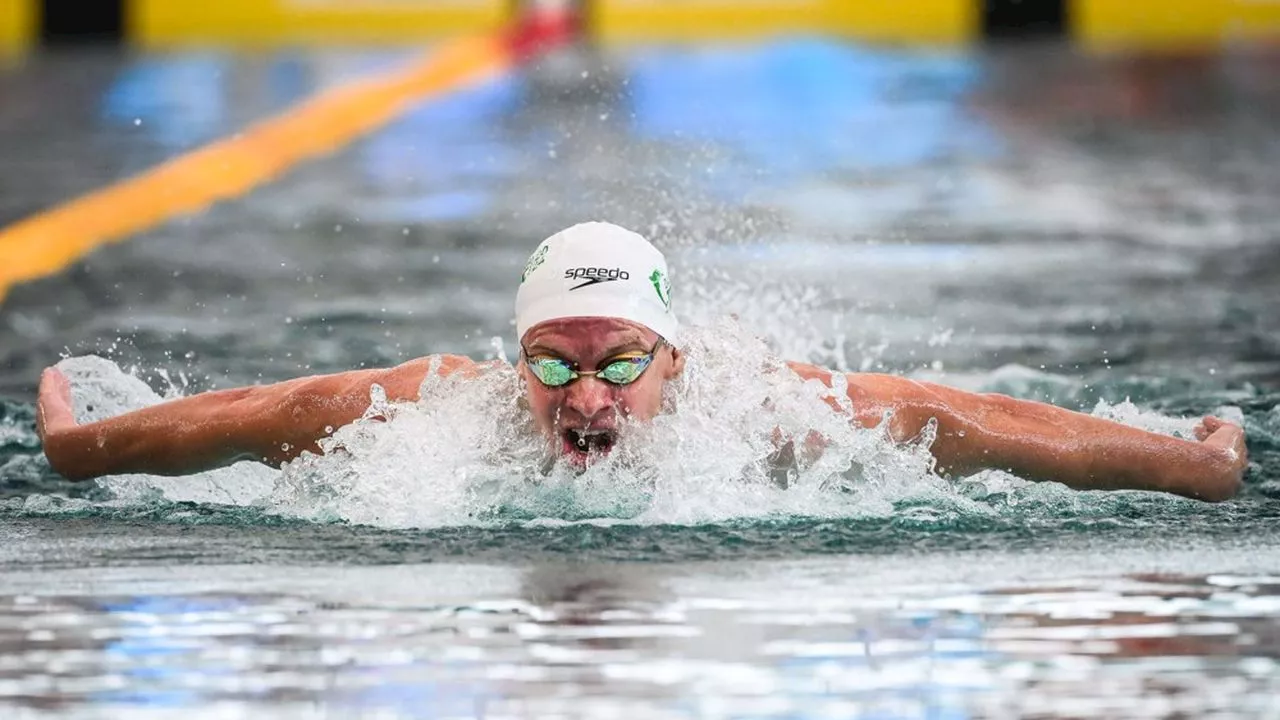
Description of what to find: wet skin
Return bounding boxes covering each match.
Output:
[35,317,1247,501]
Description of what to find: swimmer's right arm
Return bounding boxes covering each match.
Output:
[35,356,475,480]
[788,362,1246,502]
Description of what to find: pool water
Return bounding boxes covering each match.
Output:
[2,40,1280,717]
[1,539,1279,719]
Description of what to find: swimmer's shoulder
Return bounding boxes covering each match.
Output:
[784,361,890,394]
[400,353,507,378]
[402,353,482,375]
[784,361,935,416]
[404,351,514,379]
[343,354,501,403]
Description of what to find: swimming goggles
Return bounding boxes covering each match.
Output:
[522,339,665,388]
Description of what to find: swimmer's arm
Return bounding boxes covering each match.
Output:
[789,363,1246,502]
[36,356,473,480]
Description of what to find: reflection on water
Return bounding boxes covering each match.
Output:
[0,559,1277,717]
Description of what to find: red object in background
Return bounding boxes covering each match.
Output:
[508,0,582,59]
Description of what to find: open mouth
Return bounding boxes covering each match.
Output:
[561,428,617,464]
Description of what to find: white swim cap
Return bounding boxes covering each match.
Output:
[515,222,676,341]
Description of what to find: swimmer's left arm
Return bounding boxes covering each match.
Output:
[789,363,1247,502]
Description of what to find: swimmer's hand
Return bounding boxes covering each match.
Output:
[35,367,82,478]
[1192,415,1249,490]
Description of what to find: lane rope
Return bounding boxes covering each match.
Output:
[0,18,573,303]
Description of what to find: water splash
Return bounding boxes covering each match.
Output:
[53,355,278,506]
[1091,398,1200,440]
[271,359,544,527]
[8,322,1260,530]
[268,319,947,528]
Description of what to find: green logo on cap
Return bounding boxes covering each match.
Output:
[649,269,671,309]
[521,245,548,283]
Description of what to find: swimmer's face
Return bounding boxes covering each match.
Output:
[519,318,685,467]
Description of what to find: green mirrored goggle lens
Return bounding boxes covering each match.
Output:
[598,356,652,384]
[529,358,577,387]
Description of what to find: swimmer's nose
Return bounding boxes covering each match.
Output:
[564,377,615,420]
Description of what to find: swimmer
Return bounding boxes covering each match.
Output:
[35,222,1248,501]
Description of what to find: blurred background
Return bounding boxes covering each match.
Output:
[1,0,1278,399]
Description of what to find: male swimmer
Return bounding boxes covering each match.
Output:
[36,222,1248,500]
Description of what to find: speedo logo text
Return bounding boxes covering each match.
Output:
[565,267,630,290]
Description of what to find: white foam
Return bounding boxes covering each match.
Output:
[1090,399,1201,440]
[56,355,279,507]
[268,319,948,528]
[50,319,1228,529]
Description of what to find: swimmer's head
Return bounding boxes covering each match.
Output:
[515,223,684,466]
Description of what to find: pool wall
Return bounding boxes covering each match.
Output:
[3,0,1279,53]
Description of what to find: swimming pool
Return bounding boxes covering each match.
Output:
[2,40,1279,717]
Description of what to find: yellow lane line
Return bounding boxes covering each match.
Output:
[0,34,512,303]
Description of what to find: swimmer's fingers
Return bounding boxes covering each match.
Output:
[1193,415,1224,441]
[36,367,77,443]
[1202,418,1247,459]
[1193,420,1209,441]
[1182,416,1247,500]
[1198,415,1248,485]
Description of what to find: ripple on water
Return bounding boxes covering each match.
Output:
[0,557,1278,718]
[0,319,1277,537]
